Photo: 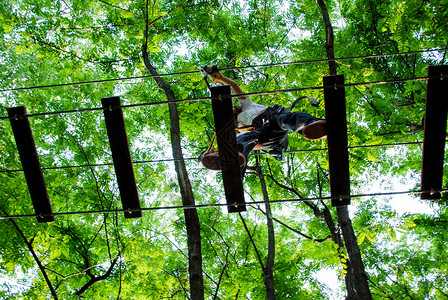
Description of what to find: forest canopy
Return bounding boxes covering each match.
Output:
[0,0,447,299]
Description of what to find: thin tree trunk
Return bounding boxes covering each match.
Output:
[168,101,204,300]
[142,24,204,300]
[319,201,354,291]
[316,0,338,76]
[337,207,372,299]
[316,0,372,298]
[256,165,276,300]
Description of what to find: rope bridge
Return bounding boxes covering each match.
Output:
[1,64,446,222]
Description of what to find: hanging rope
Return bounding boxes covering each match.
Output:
[203,132,216,156]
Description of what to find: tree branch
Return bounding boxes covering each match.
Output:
[1,207,59,299]
[266,163,324,219]
[162,268,189,300]
[75,258,118,296]
[316,0,372,297]
[253,205,330,242]
[238,212,265,271]
[367,277,394,299]
[213,249,229,300]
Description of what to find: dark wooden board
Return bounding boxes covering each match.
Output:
[323,75,351,206]
[210,86,246,213]
[102,97,142,218]
[421,65,448,199]
[8,106,54,222]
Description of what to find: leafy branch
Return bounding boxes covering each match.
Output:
[253,205,331,242]
[0,207,58,300]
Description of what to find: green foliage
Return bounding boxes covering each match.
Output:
[0,0,447,298]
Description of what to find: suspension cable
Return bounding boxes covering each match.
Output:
[0,76,431,121]
[0,188,446,221]
[0,48,444,93]
[0,141,425,173]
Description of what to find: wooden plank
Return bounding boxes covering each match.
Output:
[421,65,448,199]
[7,106,54,223]
[210,86,246,213]
[102,97,142,218]
[323,75,351,206]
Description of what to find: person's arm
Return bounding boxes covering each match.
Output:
[205,67,259,111]
[213,75,247,100]
[205,68,247,100]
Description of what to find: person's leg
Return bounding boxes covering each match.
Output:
[200,131,258,176]
[271,112,327,140]
[237,131,259,157]
[236,131,259,176]
[271,112,319,131]
[301,120,326,140]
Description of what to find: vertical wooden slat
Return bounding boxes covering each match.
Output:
[210,86,246,213]
[7,106,54,223]
[102,97,142,218]
[323,75,351,206]
[421,65,448,199]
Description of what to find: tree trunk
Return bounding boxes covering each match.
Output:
[316,0,372,298]
[142,30,204,300]
[316,0,338,76]
[337,207,372,299]
[169,102,204,300]
[318,201,352,293]
[256,165,276,300]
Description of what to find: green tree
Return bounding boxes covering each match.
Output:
[1,0,447,299]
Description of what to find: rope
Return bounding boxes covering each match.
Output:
[0,158,197,173]
[0,96,210,120]
[253,141,425,155]
[0,188,446,221]
[219,49,448,72]
[203,133,216,156]
[0,76,433,121]
[0,141,425,173]
[0,48,444,93]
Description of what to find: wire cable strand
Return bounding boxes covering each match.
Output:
[0,188,446,221]
[0,48,445,93]
[0,141,425,173]
[0,76,432,121]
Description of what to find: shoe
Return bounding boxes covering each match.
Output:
[302,120,327,140]
[202,65,223,83]
[200,151,246,170]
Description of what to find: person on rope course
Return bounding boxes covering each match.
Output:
[199,65,327,176]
